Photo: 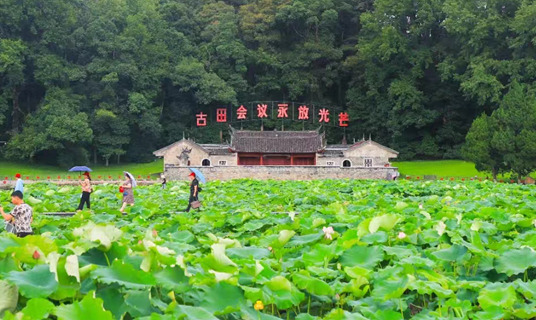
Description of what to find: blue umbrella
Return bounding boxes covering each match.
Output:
[189,168,206,183]
[69,166,92,172]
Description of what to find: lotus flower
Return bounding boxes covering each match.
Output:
[254,300,264,311]
[398,231,407,239]
[419,203,423,210]
[323,226,335,240]
[32,250,40,259]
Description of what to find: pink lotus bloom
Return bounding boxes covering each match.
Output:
[323,226,335,240]
[398,232,407,239]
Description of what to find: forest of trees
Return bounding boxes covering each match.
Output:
[1,0,535,167]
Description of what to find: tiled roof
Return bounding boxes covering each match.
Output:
[201,144,233,155]
[231,129,324,153]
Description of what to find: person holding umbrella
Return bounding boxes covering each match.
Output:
[76,172,92,211]
[14,173,23,194]
[120,172,136,213]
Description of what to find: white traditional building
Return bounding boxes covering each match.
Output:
[153,128,399,180]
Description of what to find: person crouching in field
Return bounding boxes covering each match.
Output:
[1,191,33,237]
[76,172,92,211]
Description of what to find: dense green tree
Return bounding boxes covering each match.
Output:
[463,114,502,180]
[4,88,92,167]
[464,82,536,179]
[92,108,130,166]
[0,0,535,170]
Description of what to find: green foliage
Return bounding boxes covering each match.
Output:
[464,82,536,179]
[0,179,536,317]
[4,0,535,164]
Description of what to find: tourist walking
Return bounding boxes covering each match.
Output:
[120,172,136,213]
[76,172,92,211]
[161,174,167,189]
[1,191,33,237]
[184,172,200,212]
[14,173,23,194]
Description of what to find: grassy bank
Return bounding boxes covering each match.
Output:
[393,160,484,178]
[0,160,164,179]
[0,159,499,180]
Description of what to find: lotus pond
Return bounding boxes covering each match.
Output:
[1,179,536,319]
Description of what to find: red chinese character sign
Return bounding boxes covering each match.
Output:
[236,105,248,120]
[339,112,349,127]
[277,104,289,118]
[298,105,309,120]
[196,113,207,127]
[318,108,330,123]
[216,108,227,122]
[194,102,350,128]
[257,104,268,118]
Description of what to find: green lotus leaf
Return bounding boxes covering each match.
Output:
[495,248,536,276]
[72,222,122,250]
[124,290,158,318]
[472,306,506,320]
[291,271,334,296]
[368,214,400,233]
[200,282,245,314]
[264,284,305,309]
[174,305,219,320]
[287,233,323,247]
[21,298,55,320]
[5,265,58,298]
[323,308,368,320]
[513,303,536,319]
[226,247,271,260]
[137,314,176,320]
[96,286,128,319]
[515,279,536,300]
[302,243,338,266]
[266,276,292,291]
[211,243,238,267]
[54,292,113,320]
[340,245,384,269]
[154,266,190,293]
[478,283,517,311]
[276,230,296,247]
[432,245,469,263]
[371,275,409,301]
[241,306,285,320]
[91,260,156,289]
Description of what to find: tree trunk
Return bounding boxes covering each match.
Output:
[105,157,109,167]
[11,86,21,133]
[492,168,498,181]
[93,148,97,164]
[117,154,120,164]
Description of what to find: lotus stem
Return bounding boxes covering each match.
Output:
[104,252,111,266]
